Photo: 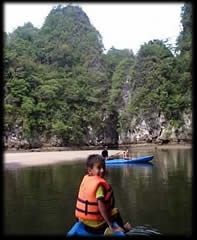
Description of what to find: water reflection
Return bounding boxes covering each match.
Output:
[4,162,86,235]
[4,149,192,236]
[107,163,153,178]
[156,149,192,183]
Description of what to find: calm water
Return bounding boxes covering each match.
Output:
[4,148,192,236]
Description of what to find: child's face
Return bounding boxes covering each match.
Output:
[88,161,106,178]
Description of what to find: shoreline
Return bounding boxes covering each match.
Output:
[4,150,118,169]
[4,142,192,153]
[4,144,192,169]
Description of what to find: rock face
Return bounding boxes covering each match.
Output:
[120,105,191,145]
[3,75,192,150]
[118,112,192,145]
[4,111,192,150]
[116,72,192,146]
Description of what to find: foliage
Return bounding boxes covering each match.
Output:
[3,4,192,146]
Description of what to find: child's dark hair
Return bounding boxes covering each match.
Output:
[86,154,105,169]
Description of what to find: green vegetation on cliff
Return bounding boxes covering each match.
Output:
[3,4,192,147]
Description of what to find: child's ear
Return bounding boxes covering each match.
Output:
[87,167,92,175]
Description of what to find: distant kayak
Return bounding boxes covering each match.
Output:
[107,162,153,168]
[105,155,154,165]
[67,220,125,236]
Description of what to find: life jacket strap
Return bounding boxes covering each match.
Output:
[78,197,97,205]
[76,207,101,215]
[78,197,110,205]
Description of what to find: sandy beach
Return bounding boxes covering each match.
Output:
[4,144,191,169]
[3,150,120,169]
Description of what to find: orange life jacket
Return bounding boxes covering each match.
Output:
[75,174,114,221]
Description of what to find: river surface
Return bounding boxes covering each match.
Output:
[4,148,192,236]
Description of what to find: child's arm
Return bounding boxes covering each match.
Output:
[97,199,124,232]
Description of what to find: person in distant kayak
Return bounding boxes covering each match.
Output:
[75,154,131,234]
[123,149,129,159]
[101,146,108,159]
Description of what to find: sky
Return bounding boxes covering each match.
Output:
[4,3,184,54]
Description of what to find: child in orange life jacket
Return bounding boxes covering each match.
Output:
[75,154,131,234]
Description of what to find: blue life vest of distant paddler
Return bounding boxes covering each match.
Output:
[75,175,114,220]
